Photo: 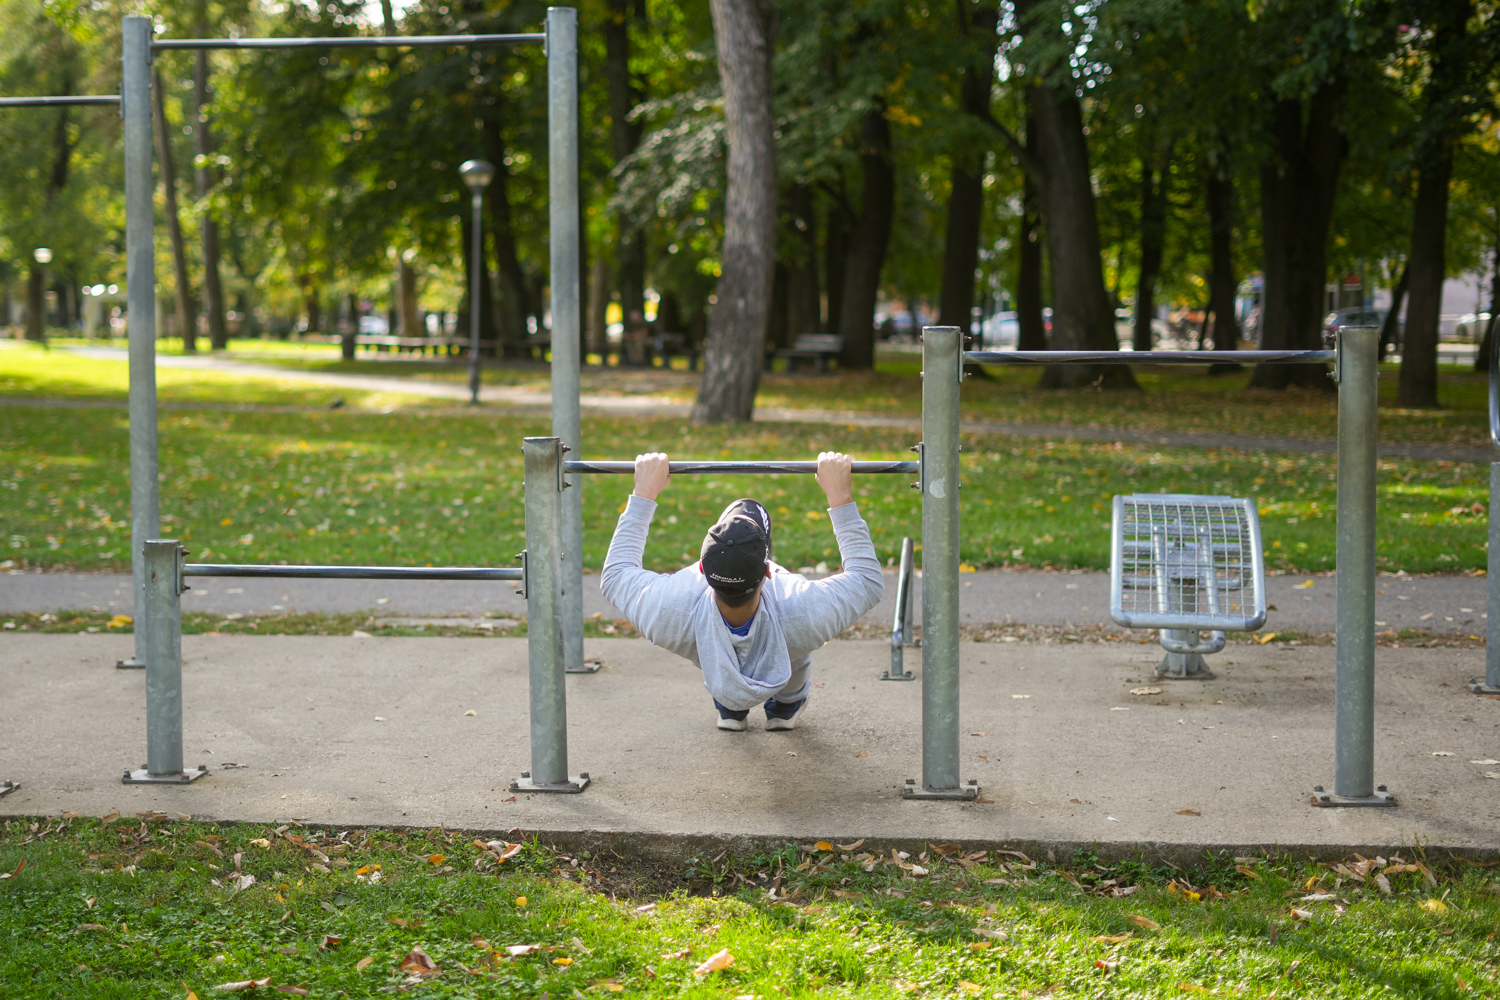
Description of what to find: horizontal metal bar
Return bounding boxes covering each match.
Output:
[183,563,522,581]
[963,350,1336,365]
[153,33,544,50]
[563,460,919,475]
[0,95,120,107]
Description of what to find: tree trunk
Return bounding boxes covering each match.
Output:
[396,253,420,337]
[1134,146,1169,353]
[606,0,647,340]
[194,10,228,351]
[378,0,396,35]
[24,264,45,342]
[588,257,610,361]
[154,68,197,353]
[1028,83,1137,388]
[1016,144,1047,351]
[1380,262,1408,363]
[785,184,820,340]
[837,107,896,369]
[1399,146,1453,407]
[1250,82,1346,389]
[1477,214,1499,373]
[482,117,531,356]
[937,0,1000,337]
[823,202,848,334]
[1205,161,1241,353]
[693,0,778,423]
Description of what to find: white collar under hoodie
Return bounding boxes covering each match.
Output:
[600,495,885,712]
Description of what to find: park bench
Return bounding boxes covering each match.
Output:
[774,333,843,374]
[650,331,700,370]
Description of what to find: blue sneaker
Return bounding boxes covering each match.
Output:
[714,700,749,732]
[764,696,806,731]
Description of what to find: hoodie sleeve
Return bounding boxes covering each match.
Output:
[599,494,676,640]
[779,501,885,645]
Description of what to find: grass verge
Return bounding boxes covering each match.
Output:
[0,817,1495,998]
[1,401,1488,574]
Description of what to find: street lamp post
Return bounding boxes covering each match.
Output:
[458,159,496,405]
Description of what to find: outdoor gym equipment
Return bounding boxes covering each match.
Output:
[1475,330,1500,696]
[884,536,917,682]
[519,443,921,793]
[114,9,590,676]
[0,781,15,798]
[964,328,1392,807]
[121,541,524,785]
[1109,494,1266,679]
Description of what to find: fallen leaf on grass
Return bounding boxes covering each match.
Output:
[660,948,692,960]
[1176,809,1201,816]
[693,948,735,975]
[553,958,573,966]
[101,812,119,825]
[1128,915,1160,930]
[76,924,108,932]
[1257,632,1278,644]
[1301,893,1338,902]
[1374,874,1392,894]
[317,936,341,951]
[1092,933,1133,944]
[1095,959,1118,972]
[272,988,308,996]
[836,839,866,850]
[428,853,446,865]
[1289,908,1313,920]
[1178,985,1210,993]
[969,942,991,951]
[813,841,833,851]
[514,896,527,907]
[587,982,625,992]
[1236,865,1261,879]
[210,980,272,993]
[974,928,1008,940]
[399,946,440,976]
[958,982,984,994]
[354,957,375,971]
[1421,898,1448,913]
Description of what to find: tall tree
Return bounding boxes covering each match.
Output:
[693,0,778,422]
[1133,141,1170,352]
[605,0,648,351]
[836,105,896,368]
[194,2,229,350]
[937,0,1001,337]
[154,67,197,352]
[1203,145,1240,351]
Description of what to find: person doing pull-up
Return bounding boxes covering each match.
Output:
[600,452,885,731]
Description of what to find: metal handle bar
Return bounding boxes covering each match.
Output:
[963,350,1336,365]
[564,460,918,475]
[152,33,545,50]
[183,563,522,581]
[0,95,121,106]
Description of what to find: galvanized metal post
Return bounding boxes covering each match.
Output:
[906,327,977,800]
[118,16,159,671]
[123,540,205,784]
[546,7,595,675]
[1315,326,1393,806]
[513,437,589,793]
[1478,459,1500,694]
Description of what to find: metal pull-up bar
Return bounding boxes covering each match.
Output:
[963,350,1336,365]
[563,460,918,475]
[151,33,544,50]
[183,563,522,582]
[0,95,120,107]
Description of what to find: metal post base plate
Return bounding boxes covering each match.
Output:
[1468,680,1500,696]
[880,668,916,681]
[122,765,209,785]
[510,771,590,794]
[0,781,16,797]
[565,659,604,675]
[1157,652,1214,680]
[115,657,145,670]
[902,778,980,800]
[1310,786,1396,807]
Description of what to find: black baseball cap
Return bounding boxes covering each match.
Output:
[699,499,772,596]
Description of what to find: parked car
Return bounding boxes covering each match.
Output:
[1322,308,1385,338]
[1454,307,1495,343]
[358,315,389,335]
[979,311,1019,349]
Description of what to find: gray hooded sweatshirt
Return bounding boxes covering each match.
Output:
[600,495,885,711]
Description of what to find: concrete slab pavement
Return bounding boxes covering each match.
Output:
[2,634,1497,860]
[2,568,1487,635]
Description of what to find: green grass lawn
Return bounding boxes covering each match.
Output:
[0,817,1495,998]
[0,346,1489,574]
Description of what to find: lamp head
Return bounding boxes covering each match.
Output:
[33,247,52,264]
[459,159,496,191]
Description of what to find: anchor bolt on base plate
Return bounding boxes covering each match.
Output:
[122,765,209,785]
[0,781,16,797]
[901,778,980,800]
[510,771,591,794]
[1310,784,1396,807]
[565,659,604,675]
[1467,680,1500,696]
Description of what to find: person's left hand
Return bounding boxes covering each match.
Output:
[815,451,855,507]
[632,452,671,501]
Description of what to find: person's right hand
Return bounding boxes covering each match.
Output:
[815,451,855,508]
[632,452,671,501]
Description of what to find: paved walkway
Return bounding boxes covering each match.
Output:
[2,634,1496,859]
[3,567,1487,635]
[52,347,1497,463]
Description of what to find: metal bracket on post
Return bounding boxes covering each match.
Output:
[510,771,591,794]
[882,536,917,681]
[909,442,924,494]
[124,539,207,785]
